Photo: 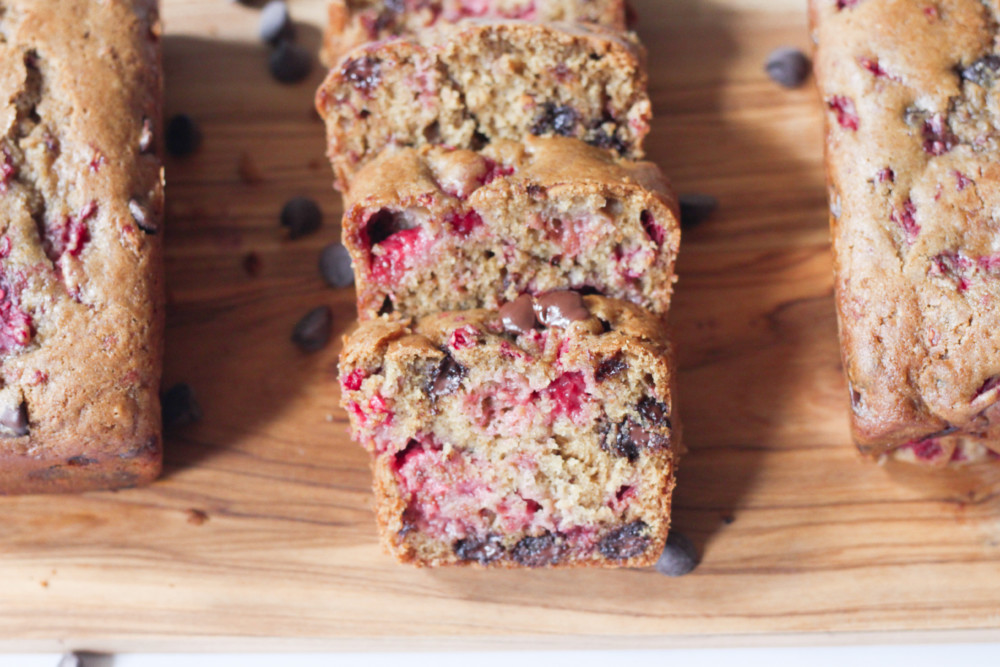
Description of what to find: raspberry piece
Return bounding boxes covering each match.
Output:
[480,158,514,185]
[449,325,479,350]
[975,375,1000,398]
[828,95,859,131]
[342,368,367,391]
[891,199,919,243]
[0,285,32,354]
[859,57,888,78]
[955,171,973,191]
[545,371,588,419]
[640,210,664,246]
[0,149,16,191]
[903,438,945,462]
[923,114,956,155]
[877,167,895,183]
[449,210,483,237]
[930,251,971,292]
[369,227,427,284]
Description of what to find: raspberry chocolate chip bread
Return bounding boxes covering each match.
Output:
[0,0,165,492]
[315,20,650,190]
[340,293,678,567]
[321,0,628,66]
[343,135,680,320]
[812,0,1000,465]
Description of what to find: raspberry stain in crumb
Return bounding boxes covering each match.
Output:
[343,368,367,391]
[923,114,956,155]
[48,201,97,260]
[955,171,973,191]
[640,210,664,246]
[0,278,32,354]
[545,371,588,420]
[449,325,479,350]
[877,167,895,183]
[449,210,483,237]
[828,95,859,130]
[859,57,889,78]
[481,158,514,186]
[891,199,919,242]
[901,437,944,462]
[0,149,16,191]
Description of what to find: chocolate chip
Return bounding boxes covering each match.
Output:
[533,291,590,328]
[57,654,82,667]
[259,0,293,44]
[499,294,537,334]
[129,198,157,234]
[343,56,382,95]
[638,396,671,427]
[138,117,154,153]
[165,114,201,157]
[269,41,313,84]
[0,401,28,437]
[319,242,354,288]
[598,520,650,560]
[427,354,466,399]
[511,532,563,567]
[281,197,322,239]
[531,103,579,137]
[588,116,628,154]
[454,534,505,564]
[604,419,639,462]
[765,47,811,88]
[291,306,333,353]
[678,193,718,228]
[961,54,1000,85]
[161,383,202,429]
[654,531,699,577]
[595,354,627,382]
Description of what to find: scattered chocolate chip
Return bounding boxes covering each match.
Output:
[511,532,563,567]
[454,534,505,564]
[138,117,154,153]
[280,197,322,239]
[291,306,333,353]
[259,0,293,44]
[499,294,537,334]
[238,151,263,184]
[638,396,671,427]
[242,251,262,277]
[269,41,313,84]
[678,193,718,228]
[654,531,700,577]
[57,654,82,667]
[0,401,28,437]
[161,383,202,429]
[319,242,354,288]
[595,354,627,382]
[533,291,590,328]
[765,47,811,88]
[129,198,157,234]
[531,103,579,137]
[598,520,650,560]
[961,54,1000,85]
[165,114,201,157]
[427,354,466,399]
[343,56,382,95]
[588,116,628,154]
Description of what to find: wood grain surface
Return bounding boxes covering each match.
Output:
[2,0,1000,651]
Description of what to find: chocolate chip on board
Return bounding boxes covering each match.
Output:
[654,531,700,577]
[765,46,812,89]
[319,242,354,288]
[291,306,333,353]
[269,40,313,84]
[281,197,323,239]
[678,193,718,228]
[165,114,201,157]
[162,383,203,429]
[259,0,294,44]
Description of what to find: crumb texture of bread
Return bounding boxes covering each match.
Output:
[813,0,1000,465]
[340,294,679,567]
[0,0,165,493]
[316,20,651,190]
[342,136,680,320]
[321,0,628,66]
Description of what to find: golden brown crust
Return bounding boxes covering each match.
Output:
[0,0,164,493]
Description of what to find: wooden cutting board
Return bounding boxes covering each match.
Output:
[3,0,1000,651]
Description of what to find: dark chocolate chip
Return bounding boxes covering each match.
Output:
[595,354,627,382]
[765,47,812,89]
[654,531,700,577]
[57,654,82,667]
[604,419,639,462]
[161,383,203,429]
[511,532,563,567]
[638,396,671,428]
[139,117,154,153]
[498,294,537,334]
[598,520,650,560]
[0,401,28,437]
[269,41,313,84]
[243,251,262,277]
[678,193,718,228]
[343,56,382,95]
[426,354,466,399]
[533,291,590,328]
[165,114,201,157]
[281,197,322,239]
[259,0,294,44]
[531,103,579,137]
[587,115,628,154]
[961,54,1000,85]
[454,534,505,564]
[291,306,333,353]
[129,198,157,234]
[319,242,354,288]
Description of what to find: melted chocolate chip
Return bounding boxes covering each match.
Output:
[427,354,466,399]
[499,294,537,334]
[533,291,590,328]
[343,56,382,95]
[0,401,28,437]
[454,534,505,564]
[604,419,639,462]
[531,103,579,137]
[655,531,699,577]
[598,520,650,560]
[129,199,157,234]
[511,532,563,567]
[638,396,670,427]
[595,354,627,382]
